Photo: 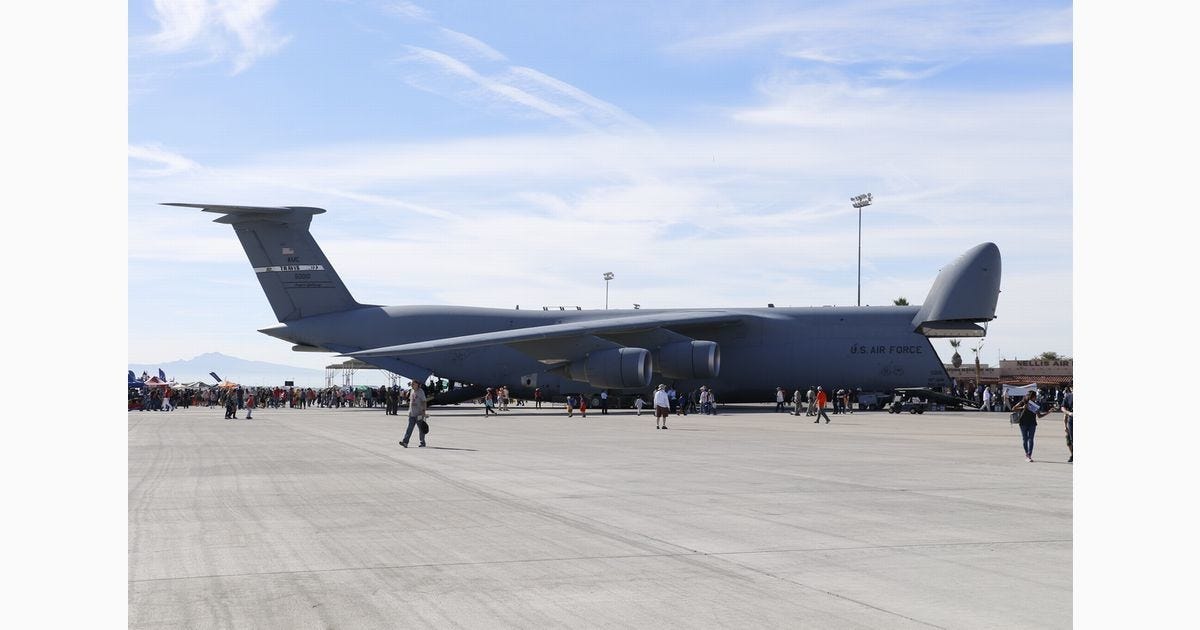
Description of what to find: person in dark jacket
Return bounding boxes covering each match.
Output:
[1061,387,1073,463]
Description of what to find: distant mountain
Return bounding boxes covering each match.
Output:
[129,352,329,387]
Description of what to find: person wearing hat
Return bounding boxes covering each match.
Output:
[699,385,713,415]
[653,384,671,429]
[813,386,831,424]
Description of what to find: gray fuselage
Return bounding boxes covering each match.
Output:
[262,304,948,402]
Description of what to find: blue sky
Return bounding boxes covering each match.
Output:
[128,0,1072,376]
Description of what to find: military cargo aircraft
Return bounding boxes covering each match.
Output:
[170,203,1001,403]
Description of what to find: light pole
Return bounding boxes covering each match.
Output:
[850,193,873,306]
[603,272,614,309]
[973,339,985,397]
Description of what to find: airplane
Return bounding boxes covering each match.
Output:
[169,203,1001,404]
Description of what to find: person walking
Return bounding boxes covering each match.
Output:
[1062,387,1073,463]
[534,387,543,408]
[1011,390,1052,462]
[634,394,646,416]
[245,390,255,419]
[578,394,588,418]
[566,394,576,418]
[805,387,816,416]
[813,386,831,424]
[653,384,670,429]
[483,388,499,416]
[224,388,237,420]
[775,387,786,412]
[792,387,803,415]
[600,390,609,415]
[400,382,428,448]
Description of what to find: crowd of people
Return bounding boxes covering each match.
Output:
[128,375,1073,463]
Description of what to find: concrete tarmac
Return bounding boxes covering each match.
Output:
[129,404,1072,629]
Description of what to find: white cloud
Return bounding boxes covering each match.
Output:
[141,0,289,74]
[144,0,210,53]
[670,2,1072,64]
[380,0,431,22]
[399,46,584,124]
[129,143,199,177]
[504,67,652,133]
[396,46,648,133]
[438,27,507,61]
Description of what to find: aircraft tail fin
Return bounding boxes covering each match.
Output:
[167,204,365,322]
[913,242,1001,337]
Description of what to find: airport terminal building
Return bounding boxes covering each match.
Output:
[945,358,1073,387]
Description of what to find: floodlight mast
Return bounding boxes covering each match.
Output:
[603,272,614,309]
[851,193,873,306]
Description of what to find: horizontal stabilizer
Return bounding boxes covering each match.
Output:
[164,203,325,224]
[916,321,985,338]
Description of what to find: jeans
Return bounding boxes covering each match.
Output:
[402,415,424,445]
[1019,422,1037,456]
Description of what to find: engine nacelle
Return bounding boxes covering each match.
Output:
[657,341,720,379]
[566,347,653,389]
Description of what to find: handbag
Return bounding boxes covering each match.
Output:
[417,417,430,435]
[1009,411,1020,424]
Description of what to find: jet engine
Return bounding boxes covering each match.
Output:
[565,347,653,389]
[657,341,721,380]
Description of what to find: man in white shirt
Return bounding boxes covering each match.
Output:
[653,384,671,429]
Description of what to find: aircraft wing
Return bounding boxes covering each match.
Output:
[346,311,742,360]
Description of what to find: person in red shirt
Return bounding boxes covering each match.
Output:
[813,386,831,424]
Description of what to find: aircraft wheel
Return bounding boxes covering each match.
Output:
[910,408,918,414]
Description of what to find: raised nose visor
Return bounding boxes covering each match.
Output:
[913,242,1001,337]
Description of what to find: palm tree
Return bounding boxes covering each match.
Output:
[950,339,962,368]
[893,297,909,306]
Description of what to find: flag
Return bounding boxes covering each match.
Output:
[159,368,167,381]
[282,247,294,255]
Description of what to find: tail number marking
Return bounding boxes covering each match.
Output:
[254,265,326,273]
